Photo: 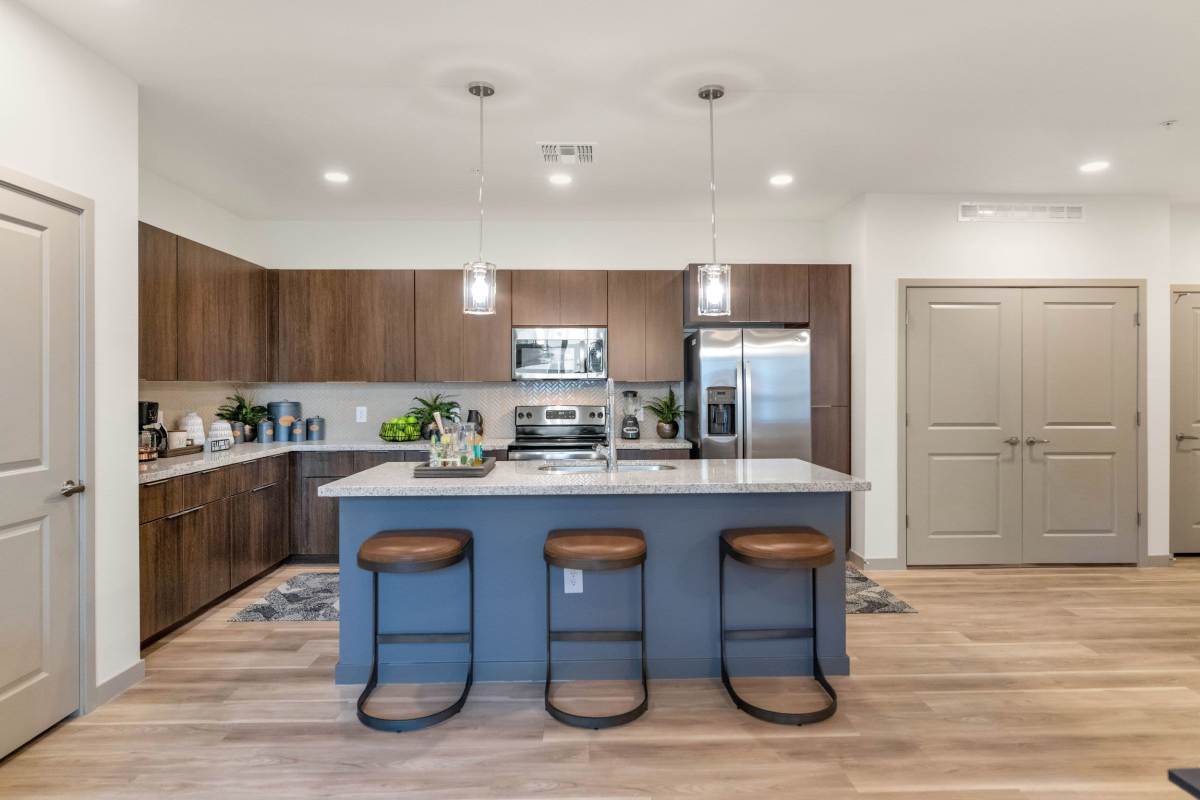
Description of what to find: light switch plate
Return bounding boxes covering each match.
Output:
[356,406,368,423]
[564,568,583,594]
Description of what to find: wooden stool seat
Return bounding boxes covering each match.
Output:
[545,528,647,571]
[358,529,472,573]
[720,527,835,569]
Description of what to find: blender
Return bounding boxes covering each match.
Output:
[621,390,640,440]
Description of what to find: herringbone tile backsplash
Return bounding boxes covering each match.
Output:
[139,380,683,441]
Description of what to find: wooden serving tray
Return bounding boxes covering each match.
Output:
[163,444,204,458]
[413,457,496,478]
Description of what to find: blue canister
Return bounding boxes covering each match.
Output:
[257,420,275,443]
[306,416,326,441]
[290,419,305,440]
[274,421,291,442]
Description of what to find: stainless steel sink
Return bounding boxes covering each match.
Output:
[537,463,677,474]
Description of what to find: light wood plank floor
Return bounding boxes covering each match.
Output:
[4,561,1200,798]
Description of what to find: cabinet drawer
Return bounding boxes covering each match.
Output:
[298,451,358,477]
[139,480,169,523]
[230,453,290,494]
[353,451,411,472]
[656,448,691,460]
[141,467,227,521]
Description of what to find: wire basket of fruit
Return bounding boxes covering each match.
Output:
[379,415,422,442]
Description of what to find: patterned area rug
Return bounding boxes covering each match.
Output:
[233,567,914,621]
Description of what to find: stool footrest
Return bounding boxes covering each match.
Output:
[723,626,814,642]
[377,632,470,645]
[550,630,642,643]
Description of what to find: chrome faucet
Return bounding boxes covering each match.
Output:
[593,378,618,472]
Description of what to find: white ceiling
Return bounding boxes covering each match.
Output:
[21,0,1200,222]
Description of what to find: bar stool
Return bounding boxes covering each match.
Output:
[718,526,837,725]
[544,528,648,729]
[356,529,474,732]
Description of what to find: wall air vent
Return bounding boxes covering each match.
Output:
[539,142,595,165]
[959,202,1085,223]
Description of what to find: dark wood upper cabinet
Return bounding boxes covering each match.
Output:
[747,264,809,324]
[809,265,851,407]
[559,271,608,325]
[684,263,750,326]
[228,255,269,382]
[176,238,233,381]
[463,269,512,382]
[415,270,465,381]
[512,270,560,326]
[644,270,684,381]
[607,271,647,382]
[276,269,415,382]
[138,223,178,381]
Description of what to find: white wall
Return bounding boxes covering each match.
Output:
[837,194,1172,564]
[1172,204,1200,281]
[140,169,264,263]
[0,0,140,687]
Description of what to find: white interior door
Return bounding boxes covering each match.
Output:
[0,182,81,757]
[1020,288,1139,564]
[906,288,1024,565]
[1171,291,1200,554]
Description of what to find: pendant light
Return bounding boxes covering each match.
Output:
[463,81,497,315]
[696,84,731,317]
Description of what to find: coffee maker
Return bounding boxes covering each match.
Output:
[139,400,166,454]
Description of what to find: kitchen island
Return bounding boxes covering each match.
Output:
[321,459,870,684]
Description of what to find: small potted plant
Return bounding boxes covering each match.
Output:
[408,393,461,439]
[216,391,268,443]
[645,387,683,440]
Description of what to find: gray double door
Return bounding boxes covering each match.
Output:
[906,286,1139,566]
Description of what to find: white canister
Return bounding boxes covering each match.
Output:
[181,411,206,446]
[166,430,190,450]
[207,420,234,451]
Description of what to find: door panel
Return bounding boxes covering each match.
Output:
[1172,293,1200,553]
[906,288,1023,565]
[743,328,811,460]
[644,270,684,381]
[607,271,646,382]
[1021,288,1138,563]
[0,185,81,757]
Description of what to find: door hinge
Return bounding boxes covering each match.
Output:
[1136,410,1141,427]
[905,311,911,328]
[1134,312,1141,327]
[1137,511,1142,527]
[905,412,910,427]
[905,514,910,529]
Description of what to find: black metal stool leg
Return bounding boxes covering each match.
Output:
[545,562,649,729]
[718,540,837,725]
[357,543,475,733]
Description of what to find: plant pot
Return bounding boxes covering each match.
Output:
[421,421,438,440]
[656,420,679,440]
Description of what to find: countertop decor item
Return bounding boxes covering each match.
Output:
[408,393,460,439]
[267,400,302,427]
[182,411,206,447]
[413,457,496,478]
[306,416,326,441]
[208,419,234,451]
[217,391,267,442]
[645,387,683,439]
[379,416,422,442]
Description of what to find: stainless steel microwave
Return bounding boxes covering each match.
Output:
[511,327,607,380]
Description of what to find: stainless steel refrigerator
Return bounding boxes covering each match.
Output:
[683,328,812,459]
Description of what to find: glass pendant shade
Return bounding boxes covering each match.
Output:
[697,262,731,316]
[462,260,497,315]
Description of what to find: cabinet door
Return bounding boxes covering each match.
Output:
[811,406,850,473]
[607,271,646,381]
[228,256,269,382]
[177,498,231,611]
[560,271,608,325]
[415,270,464,381]
[177,238,234,380]
[139,519,182,640]
[810,265,850,406]
[299,477,340,555]
[512,270,560,325]
[463,270,512,381]
[748,264,809,324]
[231,481,286,586]
[644,270,684,380]
[138,223,178,380]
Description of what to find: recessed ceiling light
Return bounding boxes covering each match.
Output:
[548,173,572,185]
[1079,160,1110,174]
[769,174,794,186]
[323,170,350,184]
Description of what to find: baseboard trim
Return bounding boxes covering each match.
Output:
[849,551,907,571]
[1144,554,1173,567]
[87,659,145,712]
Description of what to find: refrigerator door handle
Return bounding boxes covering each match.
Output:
[743,358,752,458]
[735,357,745,459]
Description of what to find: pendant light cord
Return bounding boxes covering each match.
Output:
[708,94,718,265]
[477,90,485,263]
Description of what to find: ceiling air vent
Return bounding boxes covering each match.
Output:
[959,202,1085,223]
[539,142,595,165]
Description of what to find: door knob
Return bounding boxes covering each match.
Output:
[1025,437,1051,446]
[1177,433,1200,443]
[59,480,86,497]
[1003,436,1021,446]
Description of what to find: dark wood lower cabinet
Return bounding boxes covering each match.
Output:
[811,406,850,473]
[298,476,341,556]
[618,447,691,460]
[231,481,288,586]
[177,498,232,615]
[139,518,182,641]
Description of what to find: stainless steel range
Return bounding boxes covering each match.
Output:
[507,405,607,461]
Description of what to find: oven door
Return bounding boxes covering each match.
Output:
[511,328,607,380]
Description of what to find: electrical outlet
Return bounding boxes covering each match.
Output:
[564,568,583,594]
[356,406,368,423]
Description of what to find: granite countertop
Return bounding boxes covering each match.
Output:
[137,438,691,484]
[318,458,871,498]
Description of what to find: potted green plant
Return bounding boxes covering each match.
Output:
[645,387,683,440]
[216,391,268,442]
[408,393,461,439]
